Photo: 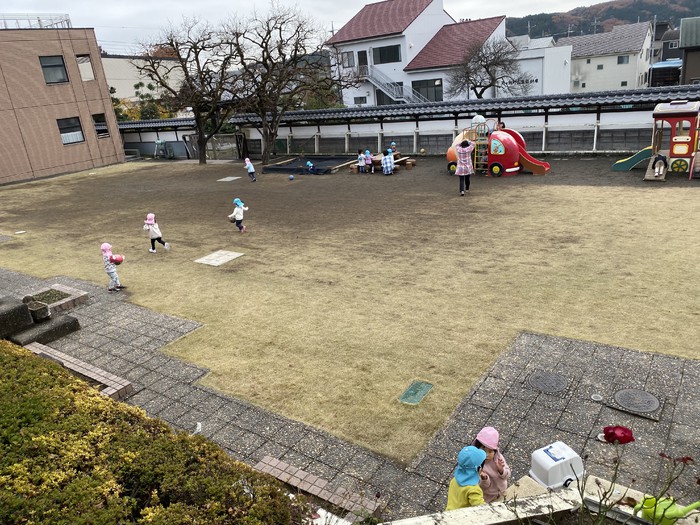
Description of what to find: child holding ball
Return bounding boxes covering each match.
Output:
[100,242,126,292]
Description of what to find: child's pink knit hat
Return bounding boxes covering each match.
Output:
[100,242,112,254]
[145,213,155,225]
[474,426,500,450]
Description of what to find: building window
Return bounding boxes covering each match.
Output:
[597,64,604,70]
[617,55,629,65]
[581,82,586,88]
[76,54,95,81]
[412,79,443,102]
[92,113,109,138]
[57,117,84,145]
[39,55,68,84]
[668,41,679,49]
[621,81,628,86]
[341,51,355,68]
[573,80,580,87]
[586,59,591,64]
[353,96,367,105]
[372,45,401,64]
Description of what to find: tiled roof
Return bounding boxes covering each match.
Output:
[404,16,504,71]
[114,85,700,130]
[326,0,434,44]
[556,22,651,58]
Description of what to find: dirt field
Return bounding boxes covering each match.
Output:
[1,155,698,463]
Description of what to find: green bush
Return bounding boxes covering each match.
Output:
[0,341,309,524]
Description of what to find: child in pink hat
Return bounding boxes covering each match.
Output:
[143,213,170,253]
[472,426,511,503]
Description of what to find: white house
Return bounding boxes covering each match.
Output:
[506,35,572,96]
[556,22,653,93]
[325,0,506,105]
[101,54,184,102]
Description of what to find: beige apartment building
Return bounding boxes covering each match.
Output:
[0,26,124,185]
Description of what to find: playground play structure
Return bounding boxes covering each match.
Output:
[612,100,700,181]
[446,116,551,176]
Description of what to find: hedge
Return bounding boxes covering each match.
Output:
[0,341,309,524]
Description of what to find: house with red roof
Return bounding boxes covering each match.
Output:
[326,0,506,106]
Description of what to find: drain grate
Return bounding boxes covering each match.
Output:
[527,370,570,394]
[607,388,664,421]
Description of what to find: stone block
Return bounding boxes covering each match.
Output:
[9,314,80,346]
[0,296,33,338]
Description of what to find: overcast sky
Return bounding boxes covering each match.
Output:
[3,0,600,53]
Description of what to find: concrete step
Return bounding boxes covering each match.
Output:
[9,314,80,345]
[0,296,34,339]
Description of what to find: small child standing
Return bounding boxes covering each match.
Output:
[143,213,170,253]
[100,242,126,292]
[357,149,366,173]
[306,160,316,174]
[244,158,257,182]
[455,139,475,196]
[473,426,511,503]
[364,149,374,173]
[446,445,487,511]
[228,197,248,233]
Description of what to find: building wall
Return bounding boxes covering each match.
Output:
[0,28,124,185]
[507,45,571,97]
[570,51,651,93]
[102,56,184,101]
[682,49,700,84]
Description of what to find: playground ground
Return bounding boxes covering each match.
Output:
[0,155,698,464]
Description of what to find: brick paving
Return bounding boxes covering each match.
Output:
[1,267,698,523]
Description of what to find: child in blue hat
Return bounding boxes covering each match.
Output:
[228,197,249,233]
[446,445,487,511]
[306,160,316,174]
[381,149,395,175]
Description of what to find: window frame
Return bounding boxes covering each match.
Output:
[341,51,355,68]
[596,64,604,70]
[372,45,401,65]
[92,113,110,138]
[353,96,367,105]
[57,117,85,145]
[411,78,443,102]
[617,55,629,65]
[76,54,96,81]
[39,55,69,84]
[668,41,679,49]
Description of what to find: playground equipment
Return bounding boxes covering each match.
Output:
[613,100,700,181]
[446,117,550,176]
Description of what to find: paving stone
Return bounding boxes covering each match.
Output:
[410,454,453,484]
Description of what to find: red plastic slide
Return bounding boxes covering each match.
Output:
[518,146,550,175]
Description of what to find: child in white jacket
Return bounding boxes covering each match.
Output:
[228,198,248,233]
[143,213,170,253]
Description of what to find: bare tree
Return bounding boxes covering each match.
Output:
[223,2,355,163]
[446,38,534,100]
[134,18,241,164]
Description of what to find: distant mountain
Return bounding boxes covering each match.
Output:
[506,0,700,40]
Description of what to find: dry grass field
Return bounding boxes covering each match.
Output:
[1,155,698,464]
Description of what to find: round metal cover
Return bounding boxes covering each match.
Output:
[527,371,569,393]
[613,388,660,413]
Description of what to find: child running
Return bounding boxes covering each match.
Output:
[100,242,126,292]
[244,158,257,182]
[143,213,170,253]
[228,198,248,233]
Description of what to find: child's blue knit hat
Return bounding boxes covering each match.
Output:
[306,161,313,167]
[233,198,244,207]
[453,446,486,487]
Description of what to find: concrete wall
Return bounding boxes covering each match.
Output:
[0,28,124,185]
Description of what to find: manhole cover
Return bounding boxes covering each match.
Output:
[614,389,660,413]
[527,370,569,393]
[399,381,433,405]
[607,388,664,421]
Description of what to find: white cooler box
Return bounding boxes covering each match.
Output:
[529,441,584,490]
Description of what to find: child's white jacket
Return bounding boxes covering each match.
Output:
[229,206,248,220]
[143,223,162,239]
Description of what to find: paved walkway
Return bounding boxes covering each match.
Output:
[1,267,697,522]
